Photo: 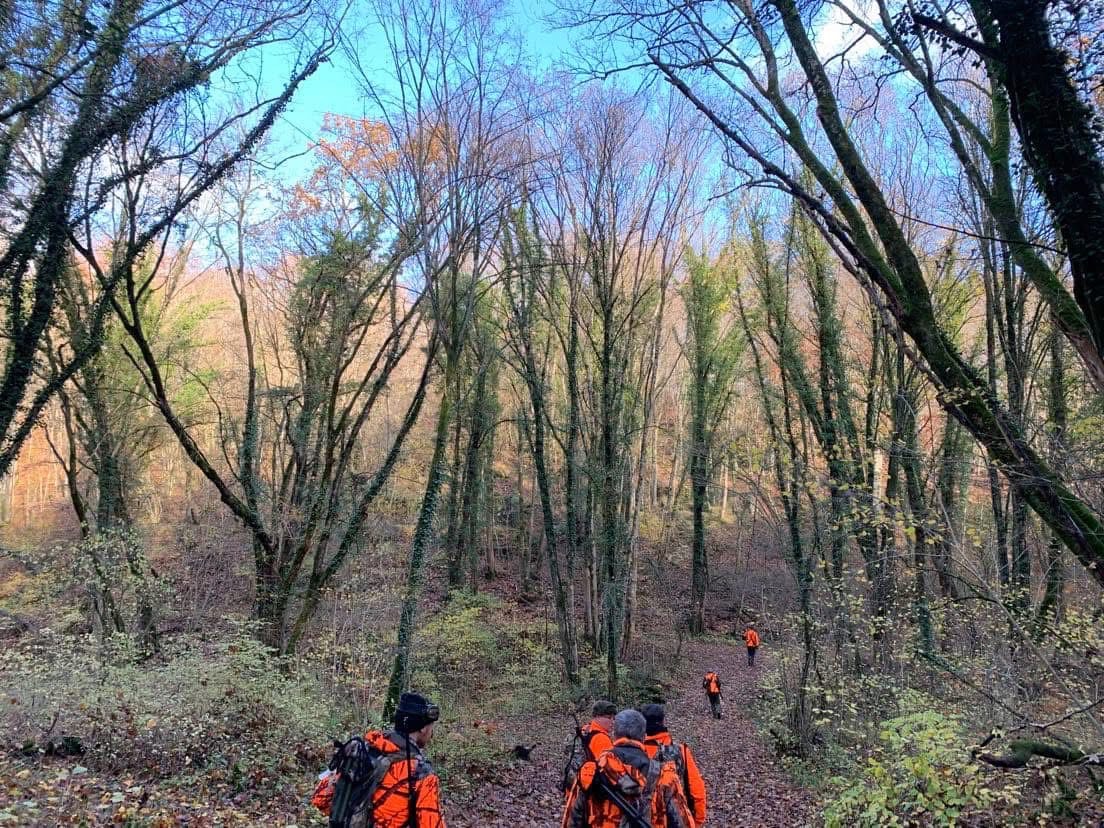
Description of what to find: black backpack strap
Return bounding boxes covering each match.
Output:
[368,754,399,792]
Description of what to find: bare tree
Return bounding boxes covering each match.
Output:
[0,0,329,476]
[565,0,1104,590]
[351,0,526,715]
[103,98,440,655]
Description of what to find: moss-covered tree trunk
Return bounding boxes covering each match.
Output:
[976,0,1104,357]
[1036,320,1068,633]
[688,410,709,635]
[385,370,455,717]
[770,0,1104,588]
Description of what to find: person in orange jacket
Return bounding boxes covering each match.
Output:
[312,692,446,827]
[580,699,616,762]
[744,622,761,667]
[702,670,722,719]
[640,703,707,825]
[562,709,695,828]
[562,699,617,796]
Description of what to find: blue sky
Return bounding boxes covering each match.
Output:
[260,0,578,177]
[249,0,874,190]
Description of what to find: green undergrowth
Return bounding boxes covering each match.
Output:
[0,588,578,820]
[822,695,1019,827]
[575,654,669,707]
[2,624,334,785]
[1,623,335,824]
[411,590,569,788]
[747,658,1083,826]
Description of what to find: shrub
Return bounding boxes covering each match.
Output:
[823,694,1012,827]
[411,590,568,782]
[417,590,566,717]
[2,623,333,790]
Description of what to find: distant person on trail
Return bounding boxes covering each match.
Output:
[312,691,446,827]
[562,708,695,828]
[640,703,707,826]
[702,671,723,719]
[561,700,617,795]
[744,622,761,667]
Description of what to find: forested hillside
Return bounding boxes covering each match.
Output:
[1,0,1102,825]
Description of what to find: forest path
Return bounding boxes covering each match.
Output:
[444,638,816,827]
[664,638,816,827]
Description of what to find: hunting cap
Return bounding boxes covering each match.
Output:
[592,699,617,717]
[639,703,666,735]
[394,692,440,734]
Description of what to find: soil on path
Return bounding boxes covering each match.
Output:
[445,638,815,827]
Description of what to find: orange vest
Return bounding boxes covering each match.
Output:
[582,720,614,762]
[644,732,708,825]
[744,628,761,648]
[562,739,694,828]
[703,672,721,694]
[311,731,446,828]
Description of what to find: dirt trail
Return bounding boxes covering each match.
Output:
[664,639,816,827]
[445,638,815,827]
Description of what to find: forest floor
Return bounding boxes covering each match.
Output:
[445,637,816,827]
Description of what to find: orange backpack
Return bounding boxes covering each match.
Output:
[570,752,684,828]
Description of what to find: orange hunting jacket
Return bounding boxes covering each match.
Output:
[702,672,721,694]
[581,719,614,762]
[562,738,695,828]
[312,730,446,828]
[644,730,707,825]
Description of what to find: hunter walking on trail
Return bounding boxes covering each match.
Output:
[312,692,446,828]
[562,709,695,828]
[579,700,616,763]
[702,670,723,719]
[641,703,707,826]
[743,623,760,667]
[561,700,617,796]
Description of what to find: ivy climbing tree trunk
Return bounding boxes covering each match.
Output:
[386,370,455,716]
[684,249,743,635]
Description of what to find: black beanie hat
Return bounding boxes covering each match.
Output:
[640,703,666,735]
[592,699,617,717]
[394,692,440,734]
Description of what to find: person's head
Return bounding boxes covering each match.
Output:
[394,692,440,748]
[591,699,616,729]
[747,621,756,629]
[639,703,666,736]
[612,708,647,743]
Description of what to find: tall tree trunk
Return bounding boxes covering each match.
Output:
[597,308,626,699]
[518,351,580,683]
[934,417,968,600]
[444,405,465,588]
[977,0,1104,355]
[385,373,454,717]
[893,350,934,656]
[1037,320,1067,633]
[689,408,708,636]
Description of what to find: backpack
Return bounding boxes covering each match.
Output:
[561,725,606,792]
[583,757,661,828]
[322,736,400,828]
[653,742,696,819]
